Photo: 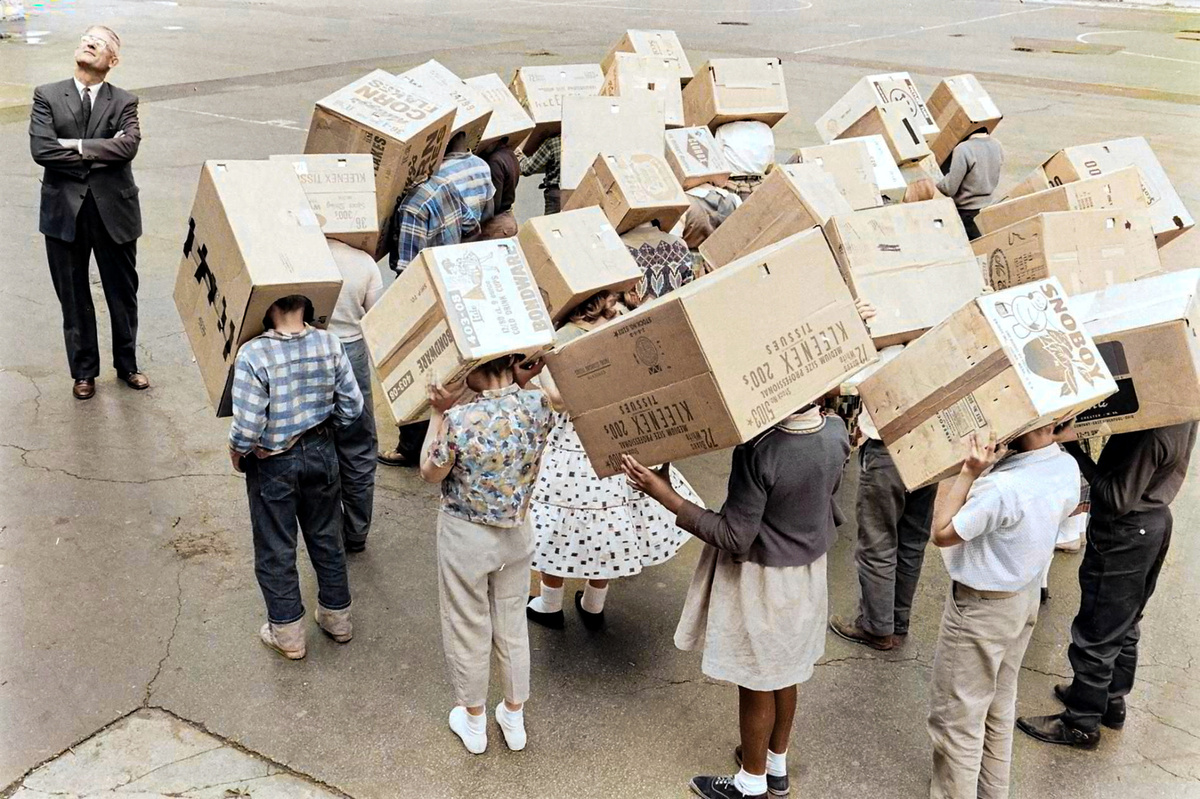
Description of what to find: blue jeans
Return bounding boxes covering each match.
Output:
[336,338,376,544]
[245,426,351,624]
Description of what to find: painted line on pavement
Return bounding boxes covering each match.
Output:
[157,105,307,132]
[1077,29,1200,65]
[794,6,1055,54]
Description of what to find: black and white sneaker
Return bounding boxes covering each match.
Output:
[735,746,790,797]
[689,775,766,799]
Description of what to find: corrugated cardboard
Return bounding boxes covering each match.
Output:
[816,72,938,144]
[394,60,493,151]
[601,29,693,85]
[699,164,851,270]
[977,166,1147,236]
[664,126,731,189]
[602,53,685,128]
[546,228,876,476]
[839,134,907,202]
[560,94,667,191]
[792,140,883,210]
[859,278,1118,489]
[463,73,536,152]
[564,153,689,234]
[268,154,378,255]
[304,70,456,261]
[516,206,643,323]
[837,104,931,165]
[1071,270,1200,438]
[1000,166,1052,202]
[925,74,1002,165]
[174,161,344,417]
[973,209,1162,295]
[682,59,788,130]
[899,152,944,186]
[361,239,556,424]
[1040,137,1194,247]
[824,197,985,347]
[509,64,605,152]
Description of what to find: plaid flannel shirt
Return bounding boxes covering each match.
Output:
[518,135,561,189]
[228,327,363,455]
[393,152,495,272]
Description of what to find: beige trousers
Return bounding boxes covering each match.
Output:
[928,581,1040,799]
[436,511,533,708]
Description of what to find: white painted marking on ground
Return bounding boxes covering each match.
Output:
[163,25,184,30]
[1077,29,1200,67]
[158,105,306,132]
[794,6,1054,54]
[507,0,811,12]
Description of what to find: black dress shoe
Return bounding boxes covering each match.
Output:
[1016,713,1101,749]
[344,539,366,554]
[118,371,150,390]
[73,378,95,400]
[575,590,606,631]
[1053,683,1125,729]
[526,596,564,629]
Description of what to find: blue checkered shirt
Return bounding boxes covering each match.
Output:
[228,327,364,455]
[393,152,495,271]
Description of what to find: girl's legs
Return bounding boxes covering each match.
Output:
[581,578,609,613]
[528,571,565,614]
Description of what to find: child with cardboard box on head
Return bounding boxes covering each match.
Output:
[620,222,697,308]
[518,134,563,215]
[475,137,520,239]
[228,294,365,660]
[937,129,1003,240]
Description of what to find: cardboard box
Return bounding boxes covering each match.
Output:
[825,198,985,347]
[517,206,643,323]
[792,140,883,210]
[546,228,876,476]
[1000,166,1053,202]
[509,64,605,152]
[839,134,907,202]
[837,104,931,165]
[682,59,788,129]
[973,209,1162,295]
[699,164,851,270]
[175,161,344,416]
[977,167,1147,236]
[361,239,555,424]
[601,29,693,85]
[1070,270,1200,439]
[394,60,493,151]
[463,73,536,152]
[664,126,731,189]
[859,278,1117,489]
[304,70,456,261]
[816,72,938,144]
[602,52,685,128]
[564,153,689,234]
[560,94,667,191]
[925,74,1002,165]
[899,152,944,186]
[268,154,378,254]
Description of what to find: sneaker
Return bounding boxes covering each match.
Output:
[1015,713,1101,749]
[315,605,353,643]
[448,706,487,754]
[526,596,565,630]
[259,620,306,660]
[828,614,894,651]
[1053,683,1125,729]
[495,701,527,751]
[575,590,606,631]
[689,775,765,799]
[735,746,789,797]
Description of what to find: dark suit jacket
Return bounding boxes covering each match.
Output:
[29,78,142,244]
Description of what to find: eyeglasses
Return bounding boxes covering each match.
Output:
[80,34,111,50]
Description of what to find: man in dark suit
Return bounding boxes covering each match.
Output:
[29,25,148,400]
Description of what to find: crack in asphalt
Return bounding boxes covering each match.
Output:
[1,443,227,484]
[143,564,185,706]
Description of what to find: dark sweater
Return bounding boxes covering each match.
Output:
[1066,422,1197,522]
[937,136,1003,211]
[675,414,849,567]
[484,146,519,215]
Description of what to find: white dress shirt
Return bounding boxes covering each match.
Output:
[66,77,105,154]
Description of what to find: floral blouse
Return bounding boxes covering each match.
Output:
[429,384,557,528]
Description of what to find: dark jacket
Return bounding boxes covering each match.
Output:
[29,78,142,244]
[1066,422,1197,522]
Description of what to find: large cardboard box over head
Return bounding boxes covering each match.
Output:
[269,154,378,254]
[859,278,1117,489]
[602,53,685,128]
[517,206,643,323]
[816,72,938,144]
[564,153,689,234]
[683,59,788,130]
[664,126,731,189]
[175,161,344,417]
[546,228,877,476]
[509,64,605,152]
[977,166,1146,236]
[925,74,1002,166]
[394,60,493,151]
[699,164,851,270]
[792,140,883,210]
[839,134,907,202]
[837,104,931,165]
[824,197,985,347]
[1070,270,1200,439]
[463,73,536,152]
[899,152,943,186]
[361,239,555,424]
[305,70,456,261]
[601,29,693,85]
[561,94,667,191]
[973,209,1161,295]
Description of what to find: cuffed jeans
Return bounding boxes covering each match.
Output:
[245,426,350,624]
[336,338,376,545]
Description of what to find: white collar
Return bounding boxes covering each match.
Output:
[73,77,105,98]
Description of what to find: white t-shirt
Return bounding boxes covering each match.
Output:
[844,345,904,441]
[714,121,775,177]
[945,444,1080,591]
[326,240,384,343]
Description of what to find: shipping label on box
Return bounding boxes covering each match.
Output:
[664,126,731,189]
[601,29,693,84]
[977,166,1146,236]
[682,58,788,129]
[561,94,667,191]
[793,140,883,210]
[838,135,906,202]
[816,72,938,143]
[509,64,605,151]
[463,73,536,151]
[566,153,689,233]
[395,60,494,151]
[602,52,685,127]
[925,74,1002,165]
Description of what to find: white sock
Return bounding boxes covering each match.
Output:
[495,701,527,751]
[528,583,564,614]
[734,768,767,796]
[766,749,787,777]
[448,706,487,754]
[581,583,608,614]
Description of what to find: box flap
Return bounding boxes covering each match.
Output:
[1070,269,1200,339]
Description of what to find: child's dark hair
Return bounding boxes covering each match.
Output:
[263,294,315,329]
[474,354,519,378]
[566,290,618,327]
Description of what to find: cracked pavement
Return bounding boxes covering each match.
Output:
[3,0,1200,796]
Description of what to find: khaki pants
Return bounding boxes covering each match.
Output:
[436,511,533,708]
[928,581,1039,799]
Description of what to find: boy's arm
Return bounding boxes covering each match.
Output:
[932,431,1006,548]
[1063,434,1161,518]
[228,352,270,466]
[937,145,970,199]
[516,359,566,412]
[518,139,551,176]
[363,265,384,313]
[419,382,467,484]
